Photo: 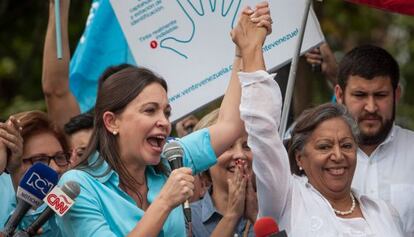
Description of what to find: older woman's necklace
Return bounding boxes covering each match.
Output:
[333,193,356,216]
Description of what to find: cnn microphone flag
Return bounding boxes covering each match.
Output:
[43,186,75,217]
[346,0,414,15]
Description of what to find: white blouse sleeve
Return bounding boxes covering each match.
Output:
[239,70,293,221]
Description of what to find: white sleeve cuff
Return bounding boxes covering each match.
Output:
[237,70,276,87]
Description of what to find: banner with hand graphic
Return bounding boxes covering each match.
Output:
[110,0,324,121]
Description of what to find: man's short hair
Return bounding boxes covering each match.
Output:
[64,110,94,135]
[338,45,399,91]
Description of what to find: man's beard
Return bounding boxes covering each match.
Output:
[357,102,396,146]
[358,117,393,146]
[342,93,396,146]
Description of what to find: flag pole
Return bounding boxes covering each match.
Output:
[279,0,319,138]
[55,0,63,59]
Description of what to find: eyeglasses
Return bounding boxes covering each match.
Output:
[22,152,70,167]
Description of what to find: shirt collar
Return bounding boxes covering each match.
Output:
[380,123,396,146]
[85,152,117,184]
[357,124,397,158]
[201,190,221,223]
[87,152,163,186]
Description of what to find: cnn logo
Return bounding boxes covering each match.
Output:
[44,186,75,216]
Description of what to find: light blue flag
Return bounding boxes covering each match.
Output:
[69,0,135,112]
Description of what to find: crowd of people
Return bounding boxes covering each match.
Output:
[1,0,413,236]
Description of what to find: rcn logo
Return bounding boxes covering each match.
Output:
[26,172,55,196]
[46,193,71,215]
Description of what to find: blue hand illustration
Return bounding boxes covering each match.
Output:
[160,0,242,59]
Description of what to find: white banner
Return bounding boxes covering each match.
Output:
[110,0,324,121]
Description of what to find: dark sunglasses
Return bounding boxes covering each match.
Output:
[23,152,70,167]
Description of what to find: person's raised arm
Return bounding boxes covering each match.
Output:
[232,2,292,221]
[42,0,80,131]
[209,2,271,157]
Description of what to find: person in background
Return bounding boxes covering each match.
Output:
[56,3,272,236]
[1,1,72,235]
[0,110,70,236]
[0,117,20,229]
[190,108,257,237]
[175,115,199,138]
[239,68,404,236]
[64,111,94,168]
[335,45,414,236]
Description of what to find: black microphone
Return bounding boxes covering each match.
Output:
[254,217,288,237]
[2,163,58,237]
[162,141,191,223]
[12,181,81,237]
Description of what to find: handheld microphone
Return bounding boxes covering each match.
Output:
[12,181,81,237]
[254,217,288,237]
[162,141,191,223]
[2,163,58,237]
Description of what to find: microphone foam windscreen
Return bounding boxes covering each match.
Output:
[19,163,59,200]
[61,181,81,199]
[162,141,184,162]
[254,217,280,237]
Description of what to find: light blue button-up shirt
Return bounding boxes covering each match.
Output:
[58,128,217,237]
[190,190,254,237]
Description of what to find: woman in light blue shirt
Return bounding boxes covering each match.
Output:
[59,3,272,236]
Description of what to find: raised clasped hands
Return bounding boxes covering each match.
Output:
[0,116,23,174]
[231,1,272,57]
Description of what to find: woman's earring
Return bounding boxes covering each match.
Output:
[112,130,118,136]
[299,166,303,171]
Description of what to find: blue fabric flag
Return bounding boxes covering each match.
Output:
[69,0,135,112]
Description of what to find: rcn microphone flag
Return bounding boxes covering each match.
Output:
[346,0,414,16]
[17,163,59,209]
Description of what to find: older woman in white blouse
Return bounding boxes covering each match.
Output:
[237,71,404,236]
